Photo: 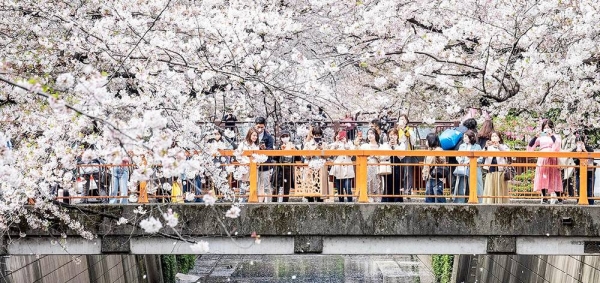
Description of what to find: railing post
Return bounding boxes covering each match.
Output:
[356,155,369,203]
[578,159,589,205]
[138,181,149,203]
[248,159,258,203]
[468,156,478,204]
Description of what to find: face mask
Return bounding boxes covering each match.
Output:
[281,137,290,143]
[491,137,500,142]
[562,129,570,136]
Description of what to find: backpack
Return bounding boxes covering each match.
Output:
[439,128,464,150]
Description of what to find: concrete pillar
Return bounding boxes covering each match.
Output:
[294,236,323,253]
[101,236,131,254]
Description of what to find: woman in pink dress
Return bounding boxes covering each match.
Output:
[527,120,562,204]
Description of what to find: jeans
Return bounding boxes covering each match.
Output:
[182,174,203,203]
[110,167,129,204]
[453,175,468,203]
[425,179,446,203]
[574,170,595,205]
[258,170,272,203]
[334,177,353,202]
[400,157,416,195]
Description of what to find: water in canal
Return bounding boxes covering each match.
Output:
[181,254,435,282]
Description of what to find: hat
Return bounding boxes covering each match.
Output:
[280,130,291,137]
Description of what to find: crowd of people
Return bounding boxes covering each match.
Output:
[233,114,597,205]
[70,112,597,205]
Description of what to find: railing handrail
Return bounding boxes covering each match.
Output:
[71,149,598,206]
[216,149,600,159]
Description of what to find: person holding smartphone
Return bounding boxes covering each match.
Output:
[527,119,562,204]
[254,117,274,202]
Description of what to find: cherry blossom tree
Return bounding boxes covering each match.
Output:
[1,0,599,249]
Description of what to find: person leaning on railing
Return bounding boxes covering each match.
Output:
[482,131,510,204]
[422,133,447,203]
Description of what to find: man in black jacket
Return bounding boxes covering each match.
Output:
[255,117,275,202]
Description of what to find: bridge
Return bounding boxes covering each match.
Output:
[3,204,600,256]
[3,150,600,256]
[71,149,600,204]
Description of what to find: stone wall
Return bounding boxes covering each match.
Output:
[0,255,161,283]
[457,254,600,283]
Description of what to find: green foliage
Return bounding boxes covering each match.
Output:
[492,114,536,147]
[582,127,600,149]
[161,254,197,283]
[511,169,535,195]
[176,254,197,274]
[432,255,454,283]
[504,139,527,150]
[161,255,176,283]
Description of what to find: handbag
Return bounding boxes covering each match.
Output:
[430,166,450,179]
[377,164,392,175]
[502,166,516,181]
[453,165,469,176]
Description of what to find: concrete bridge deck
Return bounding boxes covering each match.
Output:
[4,204,600,256]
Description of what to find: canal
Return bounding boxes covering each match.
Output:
[182,254,434,282]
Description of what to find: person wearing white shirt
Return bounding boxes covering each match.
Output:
[360,128,382,202]
[329,130,355,202]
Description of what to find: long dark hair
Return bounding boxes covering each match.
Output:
[367,128,380,144]
[478,119,494,139]
[464,130,477,145]
[426,133,440,149]
[489,131,504,144]
[541,119,554,130]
